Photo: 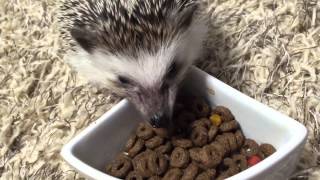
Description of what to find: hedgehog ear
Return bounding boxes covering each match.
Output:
[70,27,97,53]
[176,3,198,29]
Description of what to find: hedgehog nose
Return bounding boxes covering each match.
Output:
[150,113,168,128]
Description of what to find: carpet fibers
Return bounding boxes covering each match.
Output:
[0,0,319,179]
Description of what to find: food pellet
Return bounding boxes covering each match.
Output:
[259,143,276,157]
[191,118,212,130]
[219,120,238,132]
[210,114,222,126]
[195,169,216,180]
[132,151,153,177]
[154,141,172,154]
[136,123,154,140]
[211,106,235,122]
[147,151,168,175]
[145,136,164,149]
[200,144,222,168]
[218,158,239,178]
[232,154,248,171]
[106,154,132,178]
[148,176,161,180]
[181,163,199,180]
[191,126,208,147]
[208,126,218,142]
[189,147,203,162]
[125,171,143,180]
[170,147,190,168]
[172,137,193,148]
[126,138,144,157]
[105,95,276,179]
[153,128,169,138]
[163,168,183,180]
[241,139,260,157]
[247,155,262,166]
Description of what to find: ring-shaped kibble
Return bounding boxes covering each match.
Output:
[224,158,240,175]
[163,168,183,180]
[172,137,193,148]
[181,163,199,180]
[145,136,164,149]
[155,141,172,154]
[127,138,145,157]
[189,147,203,162]
[219,120,239,132]
[148,176,161,180]
[132,151,153,178]
[191,126,208,147]
[195,169,216,180]
[125,135,137,151]
[136,123,154,140]
[200,145,222,168]
[225,133,238,152]
[235,130,245,147]
[209,142,226,158]
[191,98,210,118]
[125,171,143,180]
[217,158,239,179]
[208,126,218,142]
[170,147,190,168]
[194,161,210,171]
[147,151,168,175]
[258,151,266,159]
[153,128,169,138]
[191,118,212,130]
[241,139,260,157]
[215,135,231,154]
[211,106,235,122]
[106,155,132,178]
[232,154,247,171]
[259,144,276,157]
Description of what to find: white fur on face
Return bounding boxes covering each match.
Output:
[67,17,208,90]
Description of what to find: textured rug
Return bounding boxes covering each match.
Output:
[0,0,319,179]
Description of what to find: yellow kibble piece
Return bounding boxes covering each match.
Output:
[210,114,222,126]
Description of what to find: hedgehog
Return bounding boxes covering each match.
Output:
[59,0,209,129]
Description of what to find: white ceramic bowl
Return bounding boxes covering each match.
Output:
[61,66,307,180]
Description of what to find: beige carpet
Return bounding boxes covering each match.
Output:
[0,0,319,179]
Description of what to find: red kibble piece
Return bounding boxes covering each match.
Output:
[247,155,261,166]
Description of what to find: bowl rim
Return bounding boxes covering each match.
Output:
[61,99,129,180]
[60,66,308,180]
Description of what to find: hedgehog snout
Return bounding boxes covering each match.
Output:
[150,112,170,128]
[126,84,177,130]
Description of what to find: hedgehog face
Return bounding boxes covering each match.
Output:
[118,66,179,129]
[112,47,186,129]
[62,0,208,129]
[97,43,190,129]
[66,22,208,129]
[67,39,196,129]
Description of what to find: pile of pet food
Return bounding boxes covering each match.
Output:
[106,96,276,180]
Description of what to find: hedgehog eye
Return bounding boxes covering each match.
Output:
[118,75,132,86]
[166,62,179,80]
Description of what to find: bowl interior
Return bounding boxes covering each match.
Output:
[181,68,291,147]
[72,101,142,172]
[69,67,304,176]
